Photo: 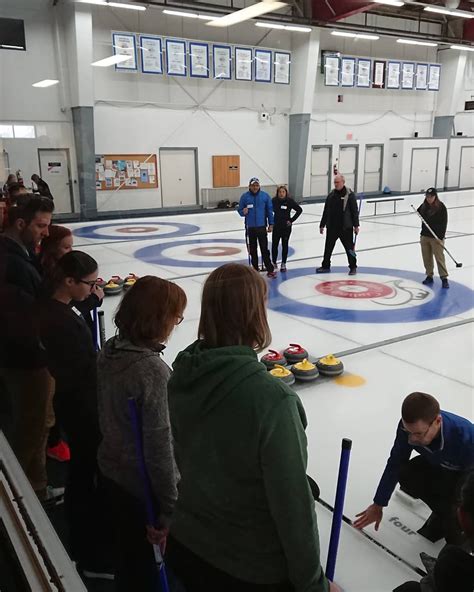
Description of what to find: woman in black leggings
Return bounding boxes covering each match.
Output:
[271,186,302,272]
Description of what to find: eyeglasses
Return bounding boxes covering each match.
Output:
[176,316,184,325]
[79,280,97,288]
[401,418,435,439]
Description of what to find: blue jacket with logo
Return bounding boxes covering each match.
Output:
[374,410,474,507]
[238,190,274,228]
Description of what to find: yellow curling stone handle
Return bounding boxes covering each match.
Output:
[293,359,316,371]
[270,364,292,377]
[318,354,340,366]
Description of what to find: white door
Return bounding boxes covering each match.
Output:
[363,145,382,193]
[409,148,438,193]
[160,149,197,207]
[459,146,474,188]
[310,146,331,197]
[38,149,73,214]
[339,145,358,192]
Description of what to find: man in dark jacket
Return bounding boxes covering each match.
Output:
[355,392,473,545]
[31,174,54,200]
[238,177,276,278]
[316,174,360,275]
[0,195,57,502]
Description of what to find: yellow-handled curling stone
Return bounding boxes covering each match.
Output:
[124,274,140,291]
[316,354,344,377]
[291,359,319,382]
[260,349,287,369]
[283,343,309,364]
[104,281,123,295]
[110,275,125,286]
[269,364,295,386]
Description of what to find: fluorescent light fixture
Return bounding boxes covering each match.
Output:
[77,0,146,10]
[256,22,286,29]
[424,6,474,18]
[397,38,438,47]
[0,44,25,50]
[207,1,287,28]
[450,44,474,51]
[32,79,59,88]
[91,54,131,67]
[371,0,404,6]
[285,25,312,32]
[331,31,379,40]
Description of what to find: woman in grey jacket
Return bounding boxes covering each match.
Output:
[97,275,186,591]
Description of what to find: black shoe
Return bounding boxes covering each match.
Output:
[417,513,444,543]
[316,267,330,274]
[348,268,357,276]
[422,276,434,285]
[442,278,449,289]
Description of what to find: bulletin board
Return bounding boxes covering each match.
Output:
[95,153,158,191]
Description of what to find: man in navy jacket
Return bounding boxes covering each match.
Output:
[238,178,276,278]
[354,392,473,544]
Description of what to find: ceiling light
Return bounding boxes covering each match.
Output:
[450,44,474,51]
[371,0,404,6]
[331,31,379,40]
[77,0,146,11]
[32,79,59,88]
[207,1,287,28]
[162,9,217,19]
[285,25,312,32]
[256,22,286,29]
[424,6,474,18]
[397,38,438,47]
[91,54,131,67]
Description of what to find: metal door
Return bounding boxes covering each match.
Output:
[409,148,438,193]
[459,146,474,188]
[159,148,198,207]
[38,148,73,214]
[339,144,358,192]
[363,144,383,193]
[310,145,332,197]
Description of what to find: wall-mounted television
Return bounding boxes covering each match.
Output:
[0,18,26,51]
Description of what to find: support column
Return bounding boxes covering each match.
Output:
[433,49,467,138]
[62,3,96,219]
[289,29,320,200]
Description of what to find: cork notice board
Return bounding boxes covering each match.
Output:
[95,154,158,191]
[212,155,240,188]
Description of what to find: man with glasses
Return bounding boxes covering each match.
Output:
[354,392,474,544]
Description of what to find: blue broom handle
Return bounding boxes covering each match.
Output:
[326,438,352,582]
[92,307,100,352]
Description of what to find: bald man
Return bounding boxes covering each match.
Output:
[316,174,360,275]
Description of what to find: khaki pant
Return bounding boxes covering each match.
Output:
[420,235,448,279]
[0,367,55,498]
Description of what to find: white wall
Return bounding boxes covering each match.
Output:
[454,54,474,136]
[0,1,79,211]
[447,137,474,189]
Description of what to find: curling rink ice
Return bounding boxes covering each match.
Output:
[71,189,474,592]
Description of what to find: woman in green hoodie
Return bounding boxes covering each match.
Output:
[166,263,338,592]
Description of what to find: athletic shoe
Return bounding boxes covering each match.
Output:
[267,271,277,279]
[280,264,287,272]
[422,276,434,285]
[41,486,65,509]
[348,268,357,276]
[442,278,450,289]
[47,440,71,462]
[316,267,330,274]
[273,262,278,270]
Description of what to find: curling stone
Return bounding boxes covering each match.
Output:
[283,343,309,364]
[269,364,295,386]
[104,281,123,296]
[124,276,138,291]
[316,354,344,377]
[291,359,319,382]
[96,278,106,289]
[110,275,125,286]
[260,349,287,369]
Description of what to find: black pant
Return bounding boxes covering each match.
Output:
[321,228,356,270]
[54,390,108,566]
[399,456,464,543]
[104,478,157,592]
[247,227,274,272]
[272,226,292,264]
[166,536,294,592]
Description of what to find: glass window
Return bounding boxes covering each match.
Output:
[0,124,14,138]
[14,125,36,138]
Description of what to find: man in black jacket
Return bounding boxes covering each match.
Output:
[31,174,54,201]
[316,174,360,275]
[0,196,57,502]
